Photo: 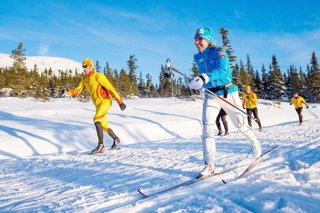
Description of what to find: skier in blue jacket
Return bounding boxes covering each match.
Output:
[189,27,262,177]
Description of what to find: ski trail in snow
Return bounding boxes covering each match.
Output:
[0,98,319,212]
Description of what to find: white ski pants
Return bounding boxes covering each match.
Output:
[202,91,262,166]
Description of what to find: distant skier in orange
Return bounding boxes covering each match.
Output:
[68,58,126,153]
[290,92,309,125]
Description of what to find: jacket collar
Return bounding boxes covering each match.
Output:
[86,70,95,77]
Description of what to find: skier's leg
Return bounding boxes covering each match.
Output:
[222,114,229,134]
[107,128,120,149]
[94,101,116,147]
[95,122,104,144]
[246,109,253,127]
[200,96,220,176]
[253,108,262,130]
[91,122,105,153]
[215,111,222,135]
[217,92,262,159]
[296,108,303,124]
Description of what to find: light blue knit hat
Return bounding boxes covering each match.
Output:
[194,27,214,43]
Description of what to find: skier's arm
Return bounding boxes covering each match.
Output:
[68,79,84,96]
[302,97,309,108]
[251,93,258,105]
[98,74,123,105]
[242,94,247,109]
[205,49,231,87]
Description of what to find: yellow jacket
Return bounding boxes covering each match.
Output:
[68,71,123,106]
[242,92,258,109]
[291,96,307,109]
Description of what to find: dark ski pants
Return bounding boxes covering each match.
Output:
[295,107,303,124]
[246,108,262,129]
[216,108,228,132]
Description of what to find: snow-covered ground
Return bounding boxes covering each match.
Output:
[0,97,319,212]
[0,53,82,75]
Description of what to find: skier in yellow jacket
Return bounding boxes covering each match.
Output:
[290,92,309,125]
[68,58,126,153]
[242,85,262,131]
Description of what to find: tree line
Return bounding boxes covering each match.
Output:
[0,29,319,102]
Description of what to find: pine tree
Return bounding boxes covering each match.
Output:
[246,54,255,87]
[127,54,139,95]
[190,61,199,95]
[307,51,320,102]
[96,60,101,73]
[158,65,172,97]
[219,27,237,66]
[104,62,114,85]
[260,64,269,99]
[191,62,199,77]
[287,65,300,98]
[299,67,308,98]
[145,73,156,97]
[119,68,131,97]
[253,70,263,96]
[238,60,249,92]
[0,69,4,88]
[232,63,240,85]
[10,42,27,70]
[267,55,285,100]
[138,71,146,96]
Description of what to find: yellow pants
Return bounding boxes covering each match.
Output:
[93,100,111,131]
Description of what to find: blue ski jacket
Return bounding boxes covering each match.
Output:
[194,46,238,96]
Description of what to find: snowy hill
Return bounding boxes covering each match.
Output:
[0,53,82,75]
[0,97,319,212]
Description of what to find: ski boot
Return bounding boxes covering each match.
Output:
[110,137,120,150]
[217,130,223,136]
[198,164,215,178]
[91,143,105,154]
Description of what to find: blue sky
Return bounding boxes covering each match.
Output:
[1,0,319,82]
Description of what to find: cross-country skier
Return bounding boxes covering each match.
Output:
[188,27,262,177]
[68,58,126,153]
[216,109,229,136]
[290,92,309,125]
[242,85,263,131]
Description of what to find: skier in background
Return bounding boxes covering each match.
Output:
[242,85,263,131]
[290,92,309,125]
[216,109,229,136]
[68,58,126,153]
[187,27,262,177]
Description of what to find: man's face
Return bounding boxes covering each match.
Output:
[83,66,92,75]
[194,37,210,52]
[294,93,298,97]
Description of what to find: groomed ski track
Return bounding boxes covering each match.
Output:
[0,98,319,212]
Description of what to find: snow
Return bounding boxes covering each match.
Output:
[0,97,319,212]
[0,53,82,75]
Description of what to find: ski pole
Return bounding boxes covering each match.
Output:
[166,61,259,123]
[306,108,319,119]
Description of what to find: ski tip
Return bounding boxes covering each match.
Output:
[137,188,148,197]
[222,179,227,184]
